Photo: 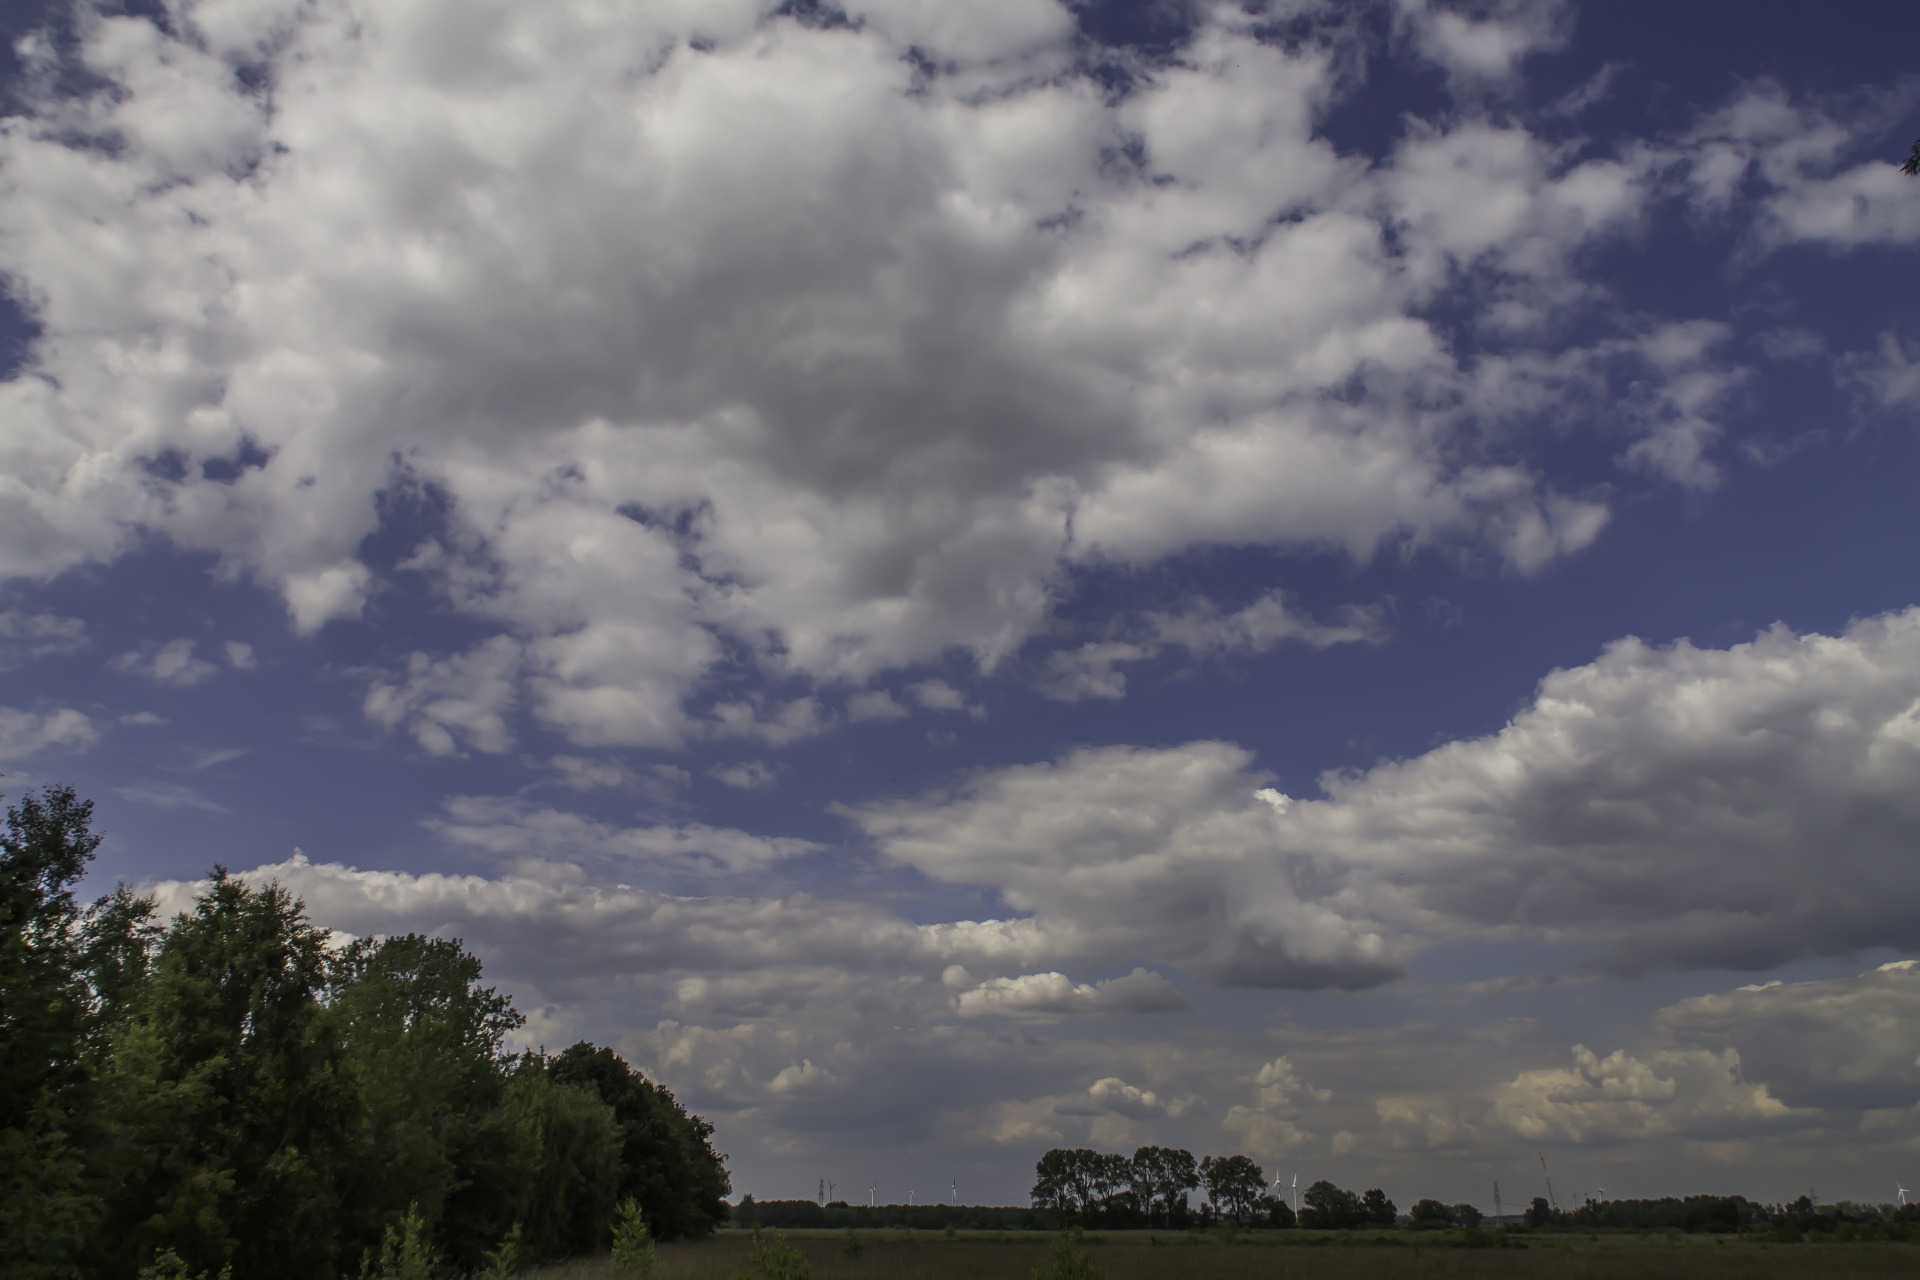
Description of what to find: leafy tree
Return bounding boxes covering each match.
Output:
[1524,1196,1558,1228]
[1300,1180,1363,1229]
[1409,1198,1454,1229]
[1127,1146,1197,1225]
[1258,1194,1296,1228]
[498,1060,625,1260]
[0,785,100,1121]
[1032,1226,1099,1280]
[1452,1203,1484,1229]
[1362,1188,1396,1226]
[1903,139,1920,177]
[548,1042,730,1240]
[329,932,525,1270]
[1199,1154,1266,1224]
[93,870,356,1279]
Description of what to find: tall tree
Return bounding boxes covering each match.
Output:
[1200,1154,1266,1224]
[547,1042,731,1241]
[94,870,356,1279]
[0,786,106,1279]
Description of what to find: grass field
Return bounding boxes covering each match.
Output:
[526,1228,1919,1280]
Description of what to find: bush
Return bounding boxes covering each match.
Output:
[1032,1227,1100,1280]
[742,1227,811,1280]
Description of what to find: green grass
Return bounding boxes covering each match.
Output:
[525,1228,1918,1280]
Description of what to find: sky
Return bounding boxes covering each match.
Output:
[3,0,1920,1212]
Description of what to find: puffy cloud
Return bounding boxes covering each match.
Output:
[0,608,86,670]
[1680,84,1920,251]
[1841,333,1920,417]
[363,637,520,756]
[1393,0,1573,93]
[1083,1075,1194,1120]
[0,706,97,761]
[0,0,1701,746]
[1275,607,1920,971]
[1653,961,1920,1111]
[708,759,781,790]
[850,741,1403,990]
[947,967,1192,1019]
[110,639,219,688]
[1492,1044,1795,1143]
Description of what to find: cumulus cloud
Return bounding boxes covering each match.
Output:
[0,706,97,761]
[709,760,781,790]
[111,638,219,688]
[0,608,86,670]
[947,967,1192,1019]
[1083,1075,1195,1120]
[862,607,1920,986]
[851,742,1403,990]
[1680,83,1920,251]
[1393,0,1574,94]
[363,637,520,756]
[1273,607,1920,971]
[0,0,1715,747]
[1653,961,1920,1111]
[1493,1044,1795,1143]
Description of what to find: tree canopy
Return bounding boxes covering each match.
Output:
[0,785,730,1280]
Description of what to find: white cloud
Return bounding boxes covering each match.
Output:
[111,638,219,688]
[0,706,97,761]
[863,607,1920,987]
[709,759,781,790]
[1084,1075,1194,1120]
[1841,332,1920,416]
[0,608,86,669]
[1034,591,1385,702]
[1680,83,1920,251]
[1493,1044,1795,1143]
[223,640,256,669]
[425,795,824,876]
[0,1,1699,745]
[846,690,910,722]
[1393,0,1574,93]
[950,967,1192,1019]
[363,636,520,756]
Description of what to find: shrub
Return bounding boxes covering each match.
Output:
[610,1199,657,1276]
[1032,1227,1100,1280]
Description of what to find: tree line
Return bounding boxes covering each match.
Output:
[1028,1146,1409,1229]
[1,786,730,1280]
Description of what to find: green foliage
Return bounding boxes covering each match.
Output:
[610,1198,658,1276]
[1199,1154,1265,1224]
[1032,1227,1100,1280]
[741,1227,811,1280]
[363,1203,439,1280]
[136,1249,230,1280]
[549,1042,732,1240]
[840,1228,866,1257]
[479,1224,526,1279]
[0,785,733,1280]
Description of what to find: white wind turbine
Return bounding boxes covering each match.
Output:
[1291,1173,1299,1213]
[1899,1182,1910,1208]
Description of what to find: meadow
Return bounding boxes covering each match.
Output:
[527,1228,1919,1280]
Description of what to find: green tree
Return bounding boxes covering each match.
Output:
[330,933,526,1271]
[1128,1146,1198,1226]
[547,1043,730,1240]
[93,870,356,1279]
[1,787,108,1278]
[1199,1154,1265,1224]
[1902,139,1920,176]
[1408,1198,1454,1229]
[1362,1188,1396,1226]
[609,1198,657,1276]
[1301,1179,1362,1229]
[498,1060,624,1260]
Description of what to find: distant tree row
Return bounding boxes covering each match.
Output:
[1028,1147,1403,1230]
[1,786,730,1280]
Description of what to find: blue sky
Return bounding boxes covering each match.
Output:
[5,0,1920,1209]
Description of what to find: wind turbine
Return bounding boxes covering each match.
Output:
[1291,1173,1299,1213]
[869,1184,876,1207]
[827,1180,837,1203]
[1898,1182,1910,1208]
[950,1179,958,1205]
